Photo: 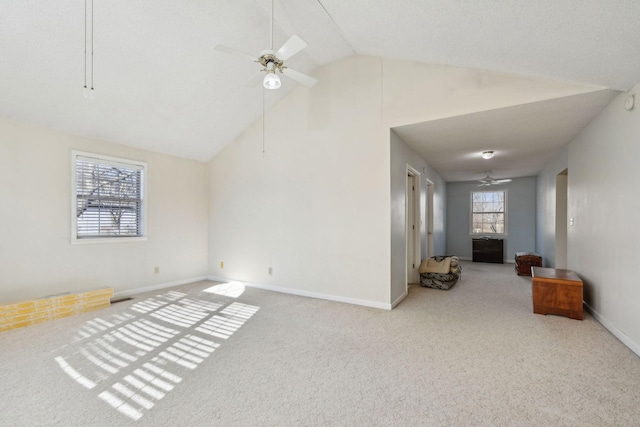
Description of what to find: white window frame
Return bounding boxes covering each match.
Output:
[71,150,148,244]
[469,189,508,236]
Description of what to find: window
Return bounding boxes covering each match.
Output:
[471,190,506,235]
[72,151,147,241]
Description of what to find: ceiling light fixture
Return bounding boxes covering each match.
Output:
[625,94,634,111]
[482,151,494,159]
[263,63,281,90]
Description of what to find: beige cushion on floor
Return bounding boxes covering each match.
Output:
[419,257,451,274]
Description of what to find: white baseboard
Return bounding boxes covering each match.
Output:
[113,276,208,299]
[458,256,515,264]
[584,301,640,358]
[207,275,392,310]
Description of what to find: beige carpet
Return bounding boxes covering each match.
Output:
[1,261,639,426]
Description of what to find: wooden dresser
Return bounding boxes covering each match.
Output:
[531,267,583,320]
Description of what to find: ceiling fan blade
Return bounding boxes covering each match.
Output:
[494,179,512,184]
[213,44,257,63]
[282,67,317,87]
[276,35,307,61]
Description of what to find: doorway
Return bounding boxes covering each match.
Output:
[406,167,420,286]
[555,169,568,268]
[426,179,434,258]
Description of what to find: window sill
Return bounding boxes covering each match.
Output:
[71,236,148,245]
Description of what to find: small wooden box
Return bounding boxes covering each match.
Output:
[531,267,583,320]
[515,252,542,276]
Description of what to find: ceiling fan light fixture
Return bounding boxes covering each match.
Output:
[482,151,494,159]
[263,71,281,90]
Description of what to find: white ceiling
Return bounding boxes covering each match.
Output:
[393,90,618,182]
[1,1,639,179]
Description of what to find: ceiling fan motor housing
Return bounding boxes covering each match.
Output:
[258,50,284,73]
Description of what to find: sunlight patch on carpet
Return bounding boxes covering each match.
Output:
[203,282,246,298]
[53,288,259,421]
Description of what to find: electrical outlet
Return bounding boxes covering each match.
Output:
[220,261,224,268]
[268,267,273,275]
[154,266,160,275]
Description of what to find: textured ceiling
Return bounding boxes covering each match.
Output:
[320,0,640,90]
[1,1,639,171]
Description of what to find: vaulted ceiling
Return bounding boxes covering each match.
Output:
[1,1,639,179]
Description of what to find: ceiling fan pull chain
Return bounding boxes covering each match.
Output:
[90,0,94,98]
[270,0,274,50]
[83,0,87,97]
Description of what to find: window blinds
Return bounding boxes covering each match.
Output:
[75,155,144,238]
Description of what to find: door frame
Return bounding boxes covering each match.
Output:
[555,169,568,268]
[425,178,434,259]
[406,166,421,290]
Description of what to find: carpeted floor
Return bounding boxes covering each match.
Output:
[1,261,639,426]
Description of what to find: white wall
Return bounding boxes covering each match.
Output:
[390,130,446,305]
[380,61,604,128]
[208,56,390,307]
[0,119,209,303]
[566,82,640,355]
[446,178,537,261]
[535,146,568,267]
[207,55,605,308]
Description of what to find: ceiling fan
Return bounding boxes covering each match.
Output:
[478,172,512,186]
[213,0,317,90]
